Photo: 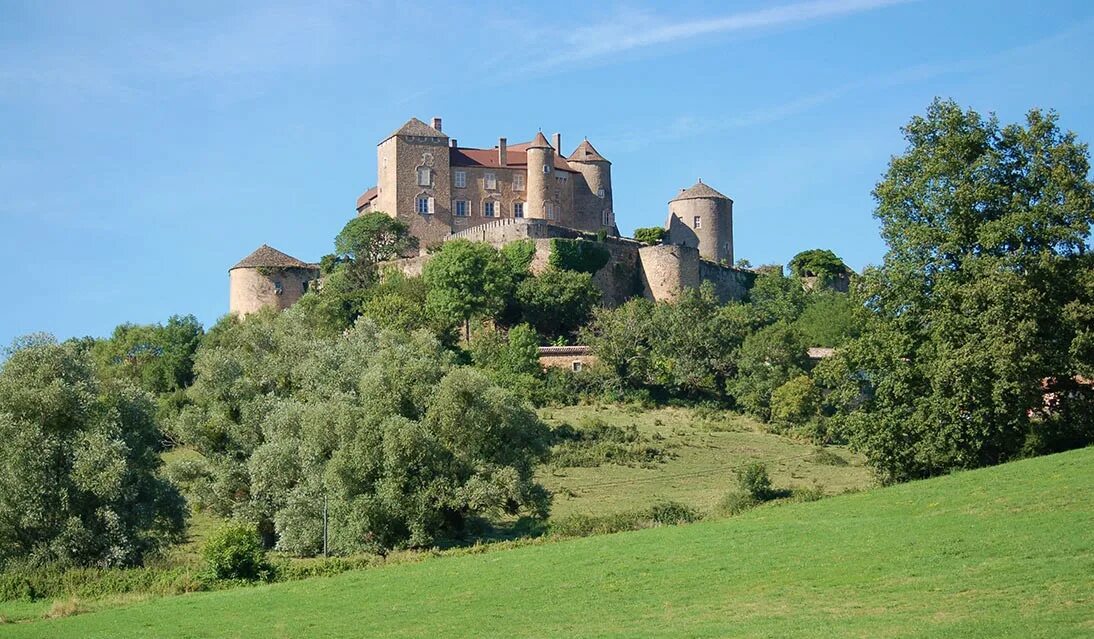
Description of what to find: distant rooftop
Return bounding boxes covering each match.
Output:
[230,245,317,271]
[670,180,732,203]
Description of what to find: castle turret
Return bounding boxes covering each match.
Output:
[568,138,614,232]
[525,131,554,221]
[665,180,733,263]
[229,245,319,316]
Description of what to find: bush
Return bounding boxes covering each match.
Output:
[715,492,760,517]
[548,419,668,468]
[548,501,699,538]
[736,462,773,501]
[770,375,820,426]
[202,524,270,581]
[548,239,610,274]
[809,448,848,466]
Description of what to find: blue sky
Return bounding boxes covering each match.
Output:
[2,0,1093,345]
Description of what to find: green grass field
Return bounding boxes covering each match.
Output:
[539,405,873,517]
[7,446,1090,638]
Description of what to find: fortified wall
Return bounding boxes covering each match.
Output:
[383,219,753,306]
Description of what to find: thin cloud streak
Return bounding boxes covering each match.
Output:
[537,0,915,71]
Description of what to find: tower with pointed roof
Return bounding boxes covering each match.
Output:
[374,116,453,250]
[525,131,555,222]
[229,245,319,316]
[567,138,614,232]
[664,179,734,263]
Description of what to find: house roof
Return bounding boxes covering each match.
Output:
[451,145,577,173]
[382,117,447,143]
[537,345,593,356]
[670,180,731,203]
[356,186,378,210]
[230,245,317,271]
[568,139,609,163]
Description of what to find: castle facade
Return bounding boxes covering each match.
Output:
[230,116,753,316]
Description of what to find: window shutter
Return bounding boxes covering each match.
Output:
[428,197,435,214]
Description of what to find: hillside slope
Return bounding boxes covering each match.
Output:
[11,448,1093,638]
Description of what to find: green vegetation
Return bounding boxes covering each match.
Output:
[787,248,850,282]
[547,238,611,273]
[7,447,1090,637]
[632,226,665,246]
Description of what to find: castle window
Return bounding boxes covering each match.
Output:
[555,174,567,185]
[453,200,469,217]
[693,216,702,229]
[483,200,497,217]
[543,164,551,174]
[416,196,434,215]
[484,173,497,190]
[513,202,524,218]
[454,171,467,188]
[273,281,283,296]
[571,361,583,372]
[597,188,605,198]
[514,174,525,191]
[417,167,431,186]
[602,210,612,226]
[546,202,556,220]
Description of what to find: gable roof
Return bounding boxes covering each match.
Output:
[451,145,576,173]
[382,117,447,143]
[670,180,731,203]
[230,245,317,271]
[356,186,378,210]
[568,139,609,163]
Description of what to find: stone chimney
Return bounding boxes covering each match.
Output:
[498,137,508,166]
[450,139,458,148]
[552,132,561,151]
[431,117,442,132]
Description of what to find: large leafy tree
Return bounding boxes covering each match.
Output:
[517,269,601,341]
[0,336,186,567]
[90,315,204,395]
[423,240,514,339]
[332,213,418,287]
[823,99,1094,482]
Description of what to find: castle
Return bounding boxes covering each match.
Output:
[230,117,754,315]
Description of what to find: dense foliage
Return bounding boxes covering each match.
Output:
[168,310,551,554]
[632,227,665,246]
[0,337,185,568]
[788,249,850,283]
[818,100,1094,482]
[548,238,611,274]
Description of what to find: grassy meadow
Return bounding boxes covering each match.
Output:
[5,445,1091,638]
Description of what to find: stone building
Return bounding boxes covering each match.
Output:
[357,117,616,251]
[229,245,319,316]
[232,116,757,313]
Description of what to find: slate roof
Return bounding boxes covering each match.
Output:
[230,245,317,271]
[382,117,447,143]
[527,131,552,149]
[669,180,731,203]
[568,139,609,163]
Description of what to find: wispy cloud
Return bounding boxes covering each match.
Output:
[532,0,914,71]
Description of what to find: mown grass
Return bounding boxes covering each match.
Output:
[7,446,1091,638]
[538,405,873,517]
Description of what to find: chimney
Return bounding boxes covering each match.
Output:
[450,139,458,148]
[431,117,442,132]
[498,137,508,166]
[552,133,561,152]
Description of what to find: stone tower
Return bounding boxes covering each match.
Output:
[665,180,733,263]
[525,131,555,220]
[567,138,615,232]
[229,245,319,316]
[375,117,452,251]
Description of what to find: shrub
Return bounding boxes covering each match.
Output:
[548,239,610,274]
[770,375,820,426]
[736,462,773,501]
[548,420,668,468]
[202,524,270,581]
[548,501,699,538]
[809,448,849,466]
[633,227,665,246]
[715,492,759,517]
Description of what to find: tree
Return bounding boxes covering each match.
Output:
[332,213,418,287]
[90,315,204,395]
[423,240,513,339]
[748,269,807,326]
[825,99,1094,482]
[0,337,185,567]
[730,322,809,421]
[793,291,862,347]
[788,249,850,285]
[517,269,601,340]
[633,227,665,246]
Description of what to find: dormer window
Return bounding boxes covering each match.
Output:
[417,167,431,186]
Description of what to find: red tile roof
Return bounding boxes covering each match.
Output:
[451,144,576,172]
[356,186,378,210]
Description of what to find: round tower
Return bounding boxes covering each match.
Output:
[567,138,613,232]
[525,131,554,220]
[229,245,320,316]
[664,179,733,263]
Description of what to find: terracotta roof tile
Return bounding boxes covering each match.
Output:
[528,131,552,149]
[230,245,317,271]
[568,139,609,163]
[382,117,447,143]
[451,146,575,172]
[356,186,378,209]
